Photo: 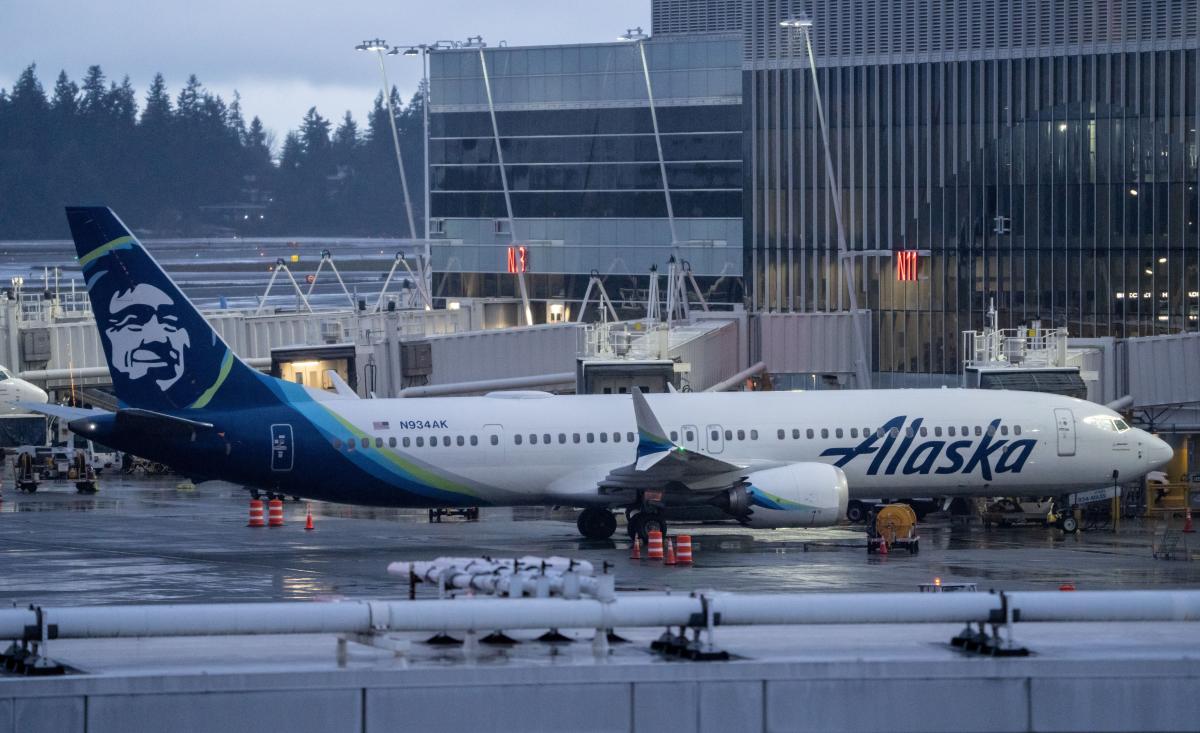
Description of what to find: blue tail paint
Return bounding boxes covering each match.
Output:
[66,207,274,412]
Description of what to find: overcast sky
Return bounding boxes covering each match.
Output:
[2,1,650,147]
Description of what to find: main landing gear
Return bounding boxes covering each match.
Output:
[626,510,667,543]
[576,507,618,540]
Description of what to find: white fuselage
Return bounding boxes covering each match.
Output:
[321,388,1171,507]
[0,367,48,415]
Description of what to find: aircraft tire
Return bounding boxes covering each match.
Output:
[846,501,866,524]
[577,507,617,539]
[628,512,667,542]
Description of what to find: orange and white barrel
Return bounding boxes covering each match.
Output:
[268,499,285,527]
[675,535,693,564]
[247,499,265,528]
[646,530,664,560]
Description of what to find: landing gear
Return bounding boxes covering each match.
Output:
[846,501,867,524]
[626,511,667,543]
[576,507,617,540]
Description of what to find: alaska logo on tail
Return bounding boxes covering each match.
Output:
[67,207,272,413]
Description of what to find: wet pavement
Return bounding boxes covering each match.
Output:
[1,476,1198,606]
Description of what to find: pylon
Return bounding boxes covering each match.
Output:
[664,538,677,565]
[878,536,889,555]
[646,530,664,560]
[247,499,265,528]
[1184,507,1195,534]
[675,535,693,565]
[304,504,315,531]
[268,498,284,527]
[630,536,641,560]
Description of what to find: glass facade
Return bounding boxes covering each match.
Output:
[734,0,1200,384]
[428,35,744,305]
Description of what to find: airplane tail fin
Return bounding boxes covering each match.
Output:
[66,206,271,412]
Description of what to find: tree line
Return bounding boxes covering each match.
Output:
[0,64,425,239]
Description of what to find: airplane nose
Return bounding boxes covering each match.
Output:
[27,385,48,404]
[1147,435,1173,468]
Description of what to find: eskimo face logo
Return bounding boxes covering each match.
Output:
[819,415,1037,481]
[102,283,191,391]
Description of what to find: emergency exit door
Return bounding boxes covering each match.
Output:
[1053,408,1076,457]
[271,424,294,471]
[706,424,724,454]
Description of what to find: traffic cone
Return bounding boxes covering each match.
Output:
[878,536,889,555]
[268,499,284,527]
[304,504,315,531]
[1184,507,1195,534]
[664,538,677,566]
[630,536,641,560]
[646,530,664,560]
[676,535,693,565]
[247,499,265,528]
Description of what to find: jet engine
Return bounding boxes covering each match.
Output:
[721,463,848,528]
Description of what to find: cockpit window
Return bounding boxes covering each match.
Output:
[0,369,9,380]
[1113,419,1130,432]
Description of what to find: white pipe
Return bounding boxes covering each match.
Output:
[400,372,575,398]
[704,361,767,392]
[5,591,1200,641]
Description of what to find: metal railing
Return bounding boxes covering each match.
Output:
[962,326,1070,370]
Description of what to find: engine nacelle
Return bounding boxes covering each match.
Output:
[733,463,849,528]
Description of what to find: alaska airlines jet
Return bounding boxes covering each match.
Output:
[34,208,1172,540]
[0,366,47,414]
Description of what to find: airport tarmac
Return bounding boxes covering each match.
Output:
[1,476,1197,607]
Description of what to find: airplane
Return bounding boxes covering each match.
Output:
[29,207,1173,541]
[0,365,48,414]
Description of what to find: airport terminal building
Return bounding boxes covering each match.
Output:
[427,0,1199,385]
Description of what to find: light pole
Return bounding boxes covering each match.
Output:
[355,38,417,241]
[393,45,432,245]
[780,17,872,389]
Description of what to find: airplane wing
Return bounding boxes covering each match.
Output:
[599,390,749,493]
[327,370,360,400]
[15,402,108,421]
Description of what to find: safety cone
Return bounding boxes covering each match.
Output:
[304,504,315,531]
[1184,507,1195,534]
[676,535,693,565]
[878,536,889,555]
[664,538,677,566]
[268,498,284,527]
[646,530,664,560]
[247,499,265,528]
[630,536,641,560]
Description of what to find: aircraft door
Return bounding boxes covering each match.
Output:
[1053,408,1076,457]
[681,424,699,451]
[705,424,724,454]
[270,424,294,471]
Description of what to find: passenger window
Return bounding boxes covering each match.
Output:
[711,430,719,441]
[403,437,411,447]
[671,431,679,441]
[490,435,498,445]
[1014,426,1022,436]
[919,427,927,437]
[375,437,383,448]
[443,436,451,446]
[904,428,914,438]
[427,436,436,448]
[348,440,355,451]
[999,426,1008,436]
[587,433,595,443]
[470,435,478,446]
[807,429,815,439]
[777,429,785,440]
[558,433,566,444]
[544,433,551,444]
[835,428,843,439]
[514,435,522,445]
[974,426,982,437]
[725,430,732,440]
[573,433,581,443]
[948,426,956,437]
[613,432,622,443]
[416,437,424,447]
[934,427,942,437]
[986,425,996,437]
[850,428,858,438]
[961,426,969,436]
[627,432,635,443]
[361,437,370,449]
[736,429,745,441]
[530,434,538,445]
[600,433,608,443]
[457,435,465,446]
[820,429,829,439]
[388,437,397,448]
[792,429,800,439]
[890,428,900,438]
[686,430,695,441]
[750,430,758,440]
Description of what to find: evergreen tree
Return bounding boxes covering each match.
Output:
[49,71,79,117]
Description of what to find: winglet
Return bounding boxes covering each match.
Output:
[632,389,677,470]
[327,370,360,399]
